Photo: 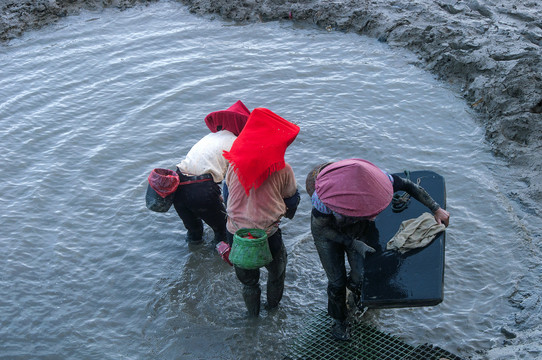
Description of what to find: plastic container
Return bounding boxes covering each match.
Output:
[229,228,272,269]
[216,241,233,266]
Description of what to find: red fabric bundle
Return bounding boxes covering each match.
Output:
[204,100,251,136]
[147,168,180,198]
[223,108,300,195]
[315,159,393,218]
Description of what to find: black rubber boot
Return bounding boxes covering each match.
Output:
[265,273,285,311]
[186,230,203,244]
[242,285,261,317]
[347,278,364,311]
[331,319,351,341]
[264,282,282,312]
[353,292,364,311]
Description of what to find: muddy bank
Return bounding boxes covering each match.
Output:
[2,0,541,210]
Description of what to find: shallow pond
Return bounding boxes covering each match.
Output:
[1,2,541,359]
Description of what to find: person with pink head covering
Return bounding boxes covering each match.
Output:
[305,159,450,341]
[172,100,250,244]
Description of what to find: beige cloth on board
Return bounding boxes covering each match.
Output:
[386,212,446,254]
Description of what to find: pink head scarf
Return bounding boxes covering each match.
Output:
[204,100,251,136]
[315,159,393,218]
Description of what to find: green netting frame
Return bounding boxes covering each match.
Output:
[284,310,463,360]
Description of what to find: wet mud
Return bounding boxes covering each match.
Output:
[1,0,541,211]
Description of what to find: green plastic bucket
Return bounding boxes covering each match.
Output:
[229,228,272,270]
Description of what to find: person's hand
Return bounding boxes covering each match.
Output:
[434,208,450,227]
[351,240,376,257]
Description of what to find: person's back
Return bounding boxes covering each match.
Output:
[225,163,297,237]
[222,107,300,317]
[177,130,236,181]
[172,101,250,244]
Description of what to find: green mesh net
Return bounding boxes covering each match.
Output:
[284,310,463,360]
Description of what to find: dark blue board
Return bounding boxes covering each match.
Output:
[361,170,446,309]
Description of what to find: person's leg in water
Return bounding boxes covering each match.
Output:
[234,266,261,317]
[226,232,262,317]
[196,181,227,243]
[174,179,226,243]
[312,220,351,341]
[346,247,365,310]
[173,185,204,243]
[342,219,376,310]
[264,230,287,310]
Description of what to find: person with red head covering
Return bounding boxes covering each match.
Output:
[172,101,250,244]
[223,107,301,317]
[305,159,450,340]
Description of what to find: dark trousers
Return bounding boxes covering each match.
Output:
[311,214,368,321]
[173,173,227,243]
[227,229,287,317]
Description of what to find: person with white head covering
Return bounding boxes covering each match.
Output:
[173,101,250,244]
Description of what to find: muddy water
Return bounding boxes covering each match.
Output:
[1,2,540,359]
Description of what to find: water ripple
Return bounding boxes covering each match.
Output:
[1,2,541,359]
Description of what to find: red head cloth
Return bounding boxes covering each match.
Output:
[223,107,300,195]
[204,100,251,136]
[315,159,393,218]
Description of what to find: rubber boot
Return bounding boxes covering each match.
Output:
[265,274,285,311]
[331,319,350,341]
[347,278,364,311]
[186,230,203,244]
[264,289,281,312]
[352,292,364,311]
[242,285,261,317]
[265,241,287,311]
